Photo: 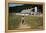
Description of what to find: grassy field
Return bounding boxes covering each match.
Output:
[8,14,43,30]
[25,16,43,29]
[8,15,21,30]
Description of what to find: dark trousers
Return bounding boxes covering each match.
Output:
[22,20,24,24]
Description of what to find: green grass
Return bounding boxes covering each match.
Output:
[8,14,43,30]
[25,16,43,29]
[8,15,21,30]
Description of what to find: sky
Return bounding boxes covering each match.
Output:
[9,3,24,7]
